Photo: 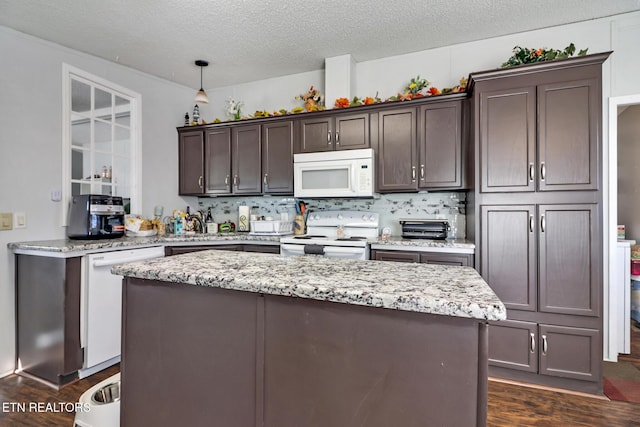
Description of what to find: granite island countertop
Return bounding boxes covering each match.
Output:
[111,249,505,321]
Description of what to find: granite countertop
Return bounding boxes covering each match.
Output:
[8,234,475,254]
[7,233,282,254]
[111,249,505,321]
[371,237,475,250]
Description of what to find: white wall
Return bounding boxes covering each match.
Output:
[1,11,639,376]
[0,26,197,376]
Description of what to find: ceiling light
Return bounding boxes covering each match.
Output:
[194,60,209,105]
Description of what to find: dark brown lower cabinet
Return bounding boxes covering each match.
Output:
[165,243,279,256]
[489,320,600,384]
[371,249,473,267]
[481,202,601,393]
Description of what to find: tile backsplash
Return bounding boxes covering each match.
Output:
[197,192,467,238]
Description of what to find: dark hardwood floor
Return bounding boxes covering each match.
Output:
[1,364,639,426]
[0,365,119,426]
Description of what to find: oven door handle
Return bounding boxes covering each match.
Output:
[280,244,307,255]
[322,246,365,255]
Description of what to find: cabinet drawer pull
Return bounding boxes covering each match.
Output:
[411,166,416,182]
[327,131,332,145]
[420,164,425,180]
[542,334,548,355]
[540,162,546,181]
[530,332,536,352]
[263,174,268,186]
[540,214,546,233]
[198,176,203,189]
[529,214,534,233]
[529,163,535,182]
[335,131,340,145]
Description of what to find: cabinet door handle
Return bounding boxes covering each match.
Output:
[225,175,229,185]
[530,332,536,353]
[335,131,340,145]
[529,214,534,233]
[198,176,203,189]
[542,334,548,355]
[327,131,332,145]
[233,175,238,187]
[411,166,416,183]
[540,162,546,181]
[540,214,546,233]
[529,163,535,182]
[263,173,268,186]
[420,164,425,180]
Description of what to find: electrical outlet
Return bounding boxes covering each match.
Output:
[14,212,26,229]
[0,213,13,231]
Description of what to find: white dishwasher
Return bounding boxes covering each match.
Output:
[80,246,164,378]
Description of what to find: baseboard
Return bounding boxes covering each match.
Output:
[489,376,610,401]
[0,369,15,379]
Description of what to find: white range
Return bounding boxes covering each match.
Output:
[280,210,379,260]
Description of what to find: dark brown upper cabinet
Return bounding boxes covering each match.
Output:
[374,97,468,193]
[178,129,206,195]
[232,124,262,194]
[479,86,536,193]
[373,106,417,192]
[537,79,599,191]
[262,121,294,194]
[418,100,464,189]
[297,112,369,153]
[205,127,232,195]
[179,121,293,197]
[474,63,601,193]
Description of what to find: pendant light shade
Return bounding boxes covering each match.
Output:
[194,60,209,105]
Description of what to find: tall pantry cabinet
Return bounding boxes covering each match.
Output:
[468,52,611,394]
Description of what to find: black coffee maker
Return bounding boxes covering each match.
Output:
[67,194,125,239]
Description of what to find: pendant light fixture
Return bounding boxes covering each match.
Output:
[194,60,209,105]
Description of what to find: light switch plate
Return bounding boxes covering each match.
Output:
[14,212,26,229]
[0,213,13,231]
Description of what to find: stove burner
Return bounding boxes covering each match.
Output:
[335,236,367,241]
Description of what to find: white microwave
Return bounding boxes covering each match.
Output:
[294,148,375,198]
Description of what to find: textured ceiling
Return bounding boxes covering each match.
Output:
[1,0,639,90]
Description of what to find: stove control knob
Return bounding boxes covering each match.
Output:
[337,214,343,220]
[314,214,320,220]
[369,215,376,222]
[362,215,368,221]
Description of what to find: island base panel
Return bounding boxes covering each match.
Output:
[264,295,485,427]
[120,279,259,427]
[121,277,488,427]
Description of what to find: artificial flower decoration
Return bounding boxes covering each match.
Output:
[501,43,588,68]
[295,85,325,112]
[334,97,350,108]
[225,97,244,120]
[406,75,429,95]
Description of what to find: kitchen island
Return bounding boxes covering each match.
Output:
[112,250,505,427]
